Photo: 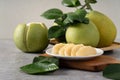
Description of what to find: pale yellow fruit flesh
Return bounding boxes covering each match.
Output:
[52,43,97,57]
[58,45,67,56]
[52,43,65,54]
[76,46,96,56]
[71,44,84,56]
[64,44,75,56]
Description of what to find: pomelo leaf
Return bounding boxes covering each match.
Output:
[54,14,67,26]
[103,64,120,80]
[48,26,65,39]
[64,9,89,24]
[33,56,59,66]
[20,56,59,74]
[75,9,89,24]
[64,12,79,24]
[41,8,63,19]
[75,9,87,18]
[20,62,59,74]
[62,0,81,7]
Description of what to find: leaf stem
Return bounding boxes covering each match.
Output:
[80,2,93,11]
[80,4,87,9]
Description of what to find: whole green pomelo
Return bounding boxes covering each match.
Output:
[13,22,48,53]
[86,11,117,47]
[66,21,100,47]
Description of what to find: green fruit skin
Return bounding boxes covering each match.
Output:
[13,23,48,53]
[66,21,100,47]
[86,11,117,47]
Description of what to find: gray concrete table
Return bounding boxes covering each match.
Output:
[0,39,120,80]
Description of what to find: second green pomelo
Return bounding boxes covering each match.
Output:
[66,21,100,47]
[86,11,117,47]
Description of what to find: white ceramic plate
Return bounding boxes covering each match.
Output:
[46,48,104,60]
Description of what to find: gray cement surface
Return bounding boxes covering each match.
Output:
[1,39,120,80]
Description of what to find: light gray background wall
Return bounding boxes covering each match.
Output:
[0,0,120,41]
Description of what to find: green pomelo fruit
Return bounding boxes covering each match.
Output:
[66,21,100,47]
[86,11,117,47]
[13,22,48,53]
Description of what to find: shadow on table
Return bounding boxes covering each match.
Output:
[103,50,114,55]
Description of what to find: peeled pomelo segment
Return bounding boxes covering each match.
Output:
[59,45,67,56]
[76,46,97,56]
[52,43,65,54]
[71,44,84,56]
[64,44,75,56]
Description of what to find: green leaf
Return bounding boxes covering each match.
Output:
[48,26,65,39]
[103,64,120,80]
[62,0,81,7]
[64,12,80,24]
[83,18,89,24]
[20,62,59,74]
[75,9,87,18]
[33,56,59,66]
[54,18,64,26]
[75,9,87,21]
[20,56,59,74]
[75,9,89,24]
[41,8,63,19]
[54,14,67,26]
[64,9,89,24]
